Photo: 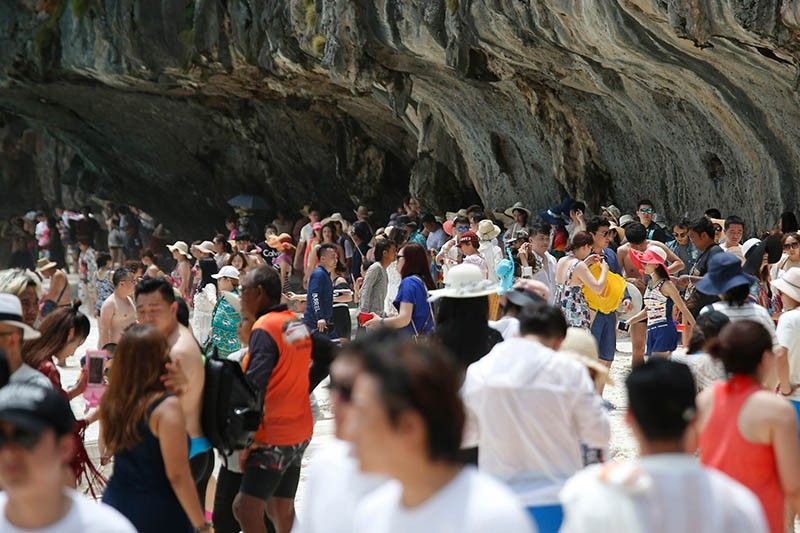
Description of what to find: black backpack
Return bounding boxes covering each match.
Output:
[202,347,263,455]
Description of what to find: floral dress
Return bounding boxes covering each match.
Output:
[206,291,242,357]
[556,259,591,328]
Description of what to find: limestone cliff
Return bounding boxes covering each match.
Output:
[2,0,800,234]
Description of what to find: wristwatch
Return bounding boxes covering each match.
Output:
[196,522,212,532]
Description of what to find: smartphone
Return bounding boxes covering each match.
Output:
[617,321,630,332]
[87,355,105,385]
[83,349,110,411]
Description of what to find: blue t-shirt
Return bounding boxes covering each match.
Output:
[393,276,433,335]
[303,266,334,332]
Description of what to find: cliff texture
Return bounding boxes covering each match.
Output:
[2,0,800,233]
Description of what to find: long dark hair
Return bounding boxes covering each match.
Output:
[198,257,218,290]
[434,296,497,369]
[399,243,435,290]
[781,211,799,234]
[99,324,169,454]
[22,302,90,368]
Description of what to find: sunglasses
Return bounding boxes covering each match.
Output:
[597,230,610,237]
[456,226,470,233]
[784,242,800,250]
[328,378,354,402]
[674,232,688,239]
[639,208,654,214]
[0,426,43,451]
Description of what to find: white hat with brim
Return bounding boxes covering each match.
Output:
[742,238,761,258]
[504,202,531,217]
[428,264,499,301]
[321,213,350,230]
[619,214,636,227]
[192,241,216,255]
[0,294,40,340]
[617,281,643,321]
[166,241,191,258]
[772,269,800,305]
[211,265,240,281]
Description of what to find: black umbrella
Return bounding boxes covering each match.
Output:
[228,194,269,211]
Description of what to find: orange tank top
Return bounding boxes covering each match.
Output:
[243,310,313,446]
[699,375,784,533]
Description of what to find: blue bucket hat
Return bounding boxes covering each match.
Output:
[695,252,756,296]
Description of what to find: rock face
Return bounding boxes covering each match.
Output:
[2,0,800,235]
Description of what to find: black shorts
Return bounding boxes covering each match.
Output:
[239,440,310,501]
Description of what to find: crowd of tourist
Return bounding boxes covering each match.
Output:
[0,195,799,532]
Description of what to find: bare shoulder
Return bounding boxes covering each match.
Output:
[100,295,114,313]
[151,396,184,431]
[750,390,795,420]
[170,326,204,375]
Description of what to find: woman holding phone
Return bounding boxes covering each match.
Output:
[555,232,609,328]
[22,302,104,493]
[101,324,208,532]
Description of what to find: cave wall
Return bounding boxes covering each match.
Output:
[2,0,800,236]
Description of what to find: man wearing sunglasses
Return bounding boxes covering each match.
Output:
[666,218,697,277]
[436,216,472,269]
[0,383,134,532]
[636,199,669,243]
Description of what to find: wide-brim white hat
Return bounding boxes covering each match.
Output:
[0,294,40,340]
[617,281,643,321]
[211,265,240,281]
[166,241,191,258]
[321,213,350,230]
[429,264,499,301]
[504,202,531,217]
[192,240,216,255]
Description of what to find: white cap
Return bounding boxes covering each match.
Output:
[211,265,240,281]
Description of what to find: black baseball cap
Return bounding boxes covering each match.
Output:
[0,384,75,436]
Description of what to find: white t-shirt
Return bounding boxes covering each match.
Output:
[353,467,535,533]
[777,308,800,399]
[0,490,135,532]
[293,440,386,533]
[560,454,767,533]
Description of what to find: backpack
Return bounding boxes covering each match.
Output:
[202,347,263,455]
